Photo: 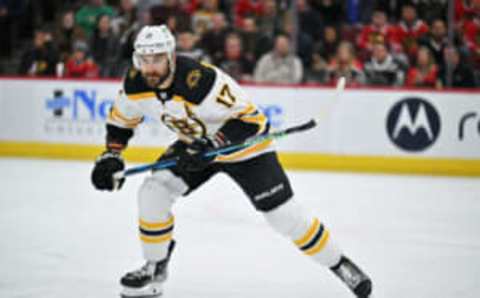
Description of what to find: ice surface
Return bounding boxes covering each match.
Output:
[0,158,479,298]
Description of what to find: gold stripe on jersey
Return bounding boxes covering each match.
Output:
[240,113,268,135]
[215,139,272,162]
[172,95,197,107]
[235,103,268,134]
[108,106,143,128]
[200,61,215,69]
[107,115,138,129]
[236,104,257,118]
[126,91,156,101]
[139,216,175,230]
[294,218,321,247]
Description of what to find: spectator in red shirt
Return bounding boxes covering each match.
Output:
[65,40,99,78]
[391,4,429,62]
[455,0,480,24]
[406,46,438,87]
[357,8,395,57]
[234,0,264,27]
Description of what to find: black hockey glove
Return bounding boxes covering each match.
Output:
[91,151,125,191]
[176,135,226,172]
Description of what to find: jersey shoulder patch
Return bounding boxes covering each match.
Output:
[171,56,216,105]
[123,67,152,96]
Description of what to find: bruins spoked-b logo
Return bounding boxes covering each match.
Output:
[161,114,206,138]
[386,97,441,152]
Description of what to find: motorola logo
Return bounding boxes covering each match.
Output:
[386,97,441,152]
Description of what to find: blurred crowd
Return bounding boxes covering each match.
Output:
[0,0,478,89]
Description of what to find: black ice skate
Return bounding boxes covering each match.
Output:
[120,241,176,298]
[330,256,372,298]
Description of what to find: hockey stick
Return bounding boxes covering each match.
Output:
[113,119,316,180]
[113,77,346,182]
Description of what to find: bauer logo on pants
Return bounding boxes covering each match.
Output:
[254,183,285,202]
[386,97,441,152]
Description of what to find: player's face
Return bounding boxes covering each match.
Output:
[138,53,170,87]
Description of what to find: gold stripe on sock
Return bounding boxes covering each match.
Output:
[294,218,321,247]
[140,233,173,244]
[304,229,330,256]
[139,216,174,230]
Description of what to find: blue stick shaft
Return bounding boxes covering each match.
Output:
[117,119,316,179]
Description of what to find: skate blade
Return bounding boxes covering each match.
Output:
[120,282,163,298]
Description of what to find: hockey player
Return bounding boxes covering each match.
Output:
[91,25,373,298]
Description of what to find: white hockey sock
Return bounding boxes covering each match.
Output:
[264,198,342,267]
[137,171,188,261]
[139,214,175,261]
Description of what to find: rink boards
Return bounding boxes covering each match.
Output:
[0,78,479,176]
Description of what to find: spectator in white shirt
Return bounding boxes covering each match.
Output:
[254,33,303,84]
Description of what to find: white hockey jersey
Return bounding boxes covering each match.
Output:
[107,56,272,162]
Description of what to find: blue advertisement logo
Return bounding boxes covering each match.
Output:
[45,89,114,121]
[258,104,284,129]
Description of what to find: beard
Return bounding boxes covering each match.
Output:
[143,69,170,88]
[145,74,161,87]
